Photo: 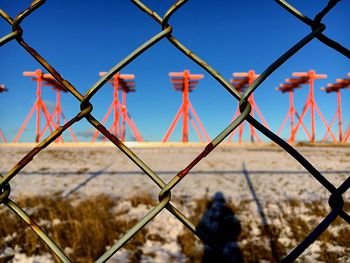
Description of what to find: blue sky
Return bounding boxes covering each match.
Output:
[0,0,349,142]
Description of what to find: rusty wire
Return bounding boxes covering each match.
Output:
[0,0,349,262]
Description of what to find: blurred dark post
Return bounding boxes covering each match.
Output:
[198,192,243,263]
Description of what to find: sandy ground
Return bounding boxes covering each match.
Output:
[0,143,349,262]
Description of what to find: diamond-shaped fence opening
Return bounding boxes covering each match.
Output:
[0,0,349,262]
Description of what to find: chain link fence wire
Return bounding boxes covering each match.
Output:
[0,0,349,262]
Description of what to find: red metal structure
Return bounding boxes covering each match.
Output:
[227,70,269,143]
[344,73,350,143]
[321,75,350,143]
[276,77,311,143]
[39,74,78,142]
[0,130,6,143]
[344,124,350,143]
[0,84,7,142]
[91,72,143,142]
[289,70,336,143]
[13,69,59,143]
[163,70,210,143]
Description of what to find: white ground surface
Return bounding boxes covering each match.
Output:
[0,144,349,262]
[1,144,349,202]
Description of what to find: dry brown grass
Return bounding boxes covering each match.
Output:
[130,193,157,208]
[0,195,348,262]
[176,196,208,263]
[0,194,148,262]
[177,231,203,263]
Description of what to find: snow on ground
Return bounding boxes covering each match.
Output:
[0,143,349,262]
[1,144,348,202]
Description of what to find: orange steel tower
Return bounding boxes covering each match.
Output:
[276,77,310,142]
[39,74,78,142]
[321,75,350,143]
[289,70,336,143]
[163,70,210,143]
[227,70,269,143]
[13,69,59,143]
[0,84,7,142]
[344,125,350,143]
[344,73,350,143]
[91,72,143,142]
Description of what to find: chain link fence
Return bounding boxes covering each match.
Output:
[0,0,349,262]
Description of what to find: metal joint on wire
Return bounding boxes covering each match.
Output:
[80,99,93,113]
[158,187,172,203]
[328,192,344,210]
[11,0,46,32]
[0,179,11,204]
[276,0,350,59]
[239,98,251,116]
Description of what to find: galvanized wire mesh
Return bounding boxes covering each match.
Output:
[0,0,349,262]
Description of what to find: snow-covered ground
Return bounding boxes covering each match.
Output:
[1,144,348,202]
[0,144,349,262]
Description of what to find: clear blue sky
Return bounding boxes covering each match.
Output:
[1,0,349,142]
